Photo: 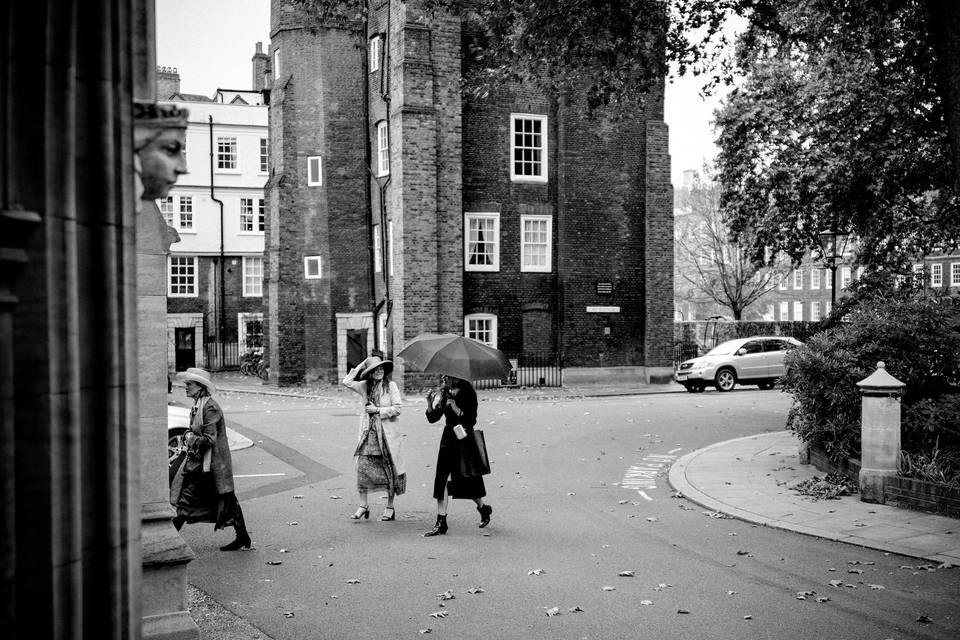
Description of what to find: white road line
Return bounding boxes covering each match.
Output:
[234,473,287,478]
[637,491,653,501]
[668,447,683,454]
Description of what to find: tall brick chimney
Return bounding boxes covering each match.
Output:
[252,41,270,91]
[156,66,180,99]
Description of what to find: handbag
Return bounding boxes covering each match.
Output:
[459,428,491,478]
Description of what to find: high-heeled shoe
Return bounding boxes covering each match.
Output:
[350,506,370,520]
[380,507,396,521]
[220,531,252,551]
[423,514,448,537]
[477,504,492,528]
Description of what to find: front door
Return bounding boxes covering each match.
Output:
[174,327,196,371]
[346,329,368,371]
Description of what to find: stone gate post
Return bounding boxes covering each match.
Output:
[856,361,905,504]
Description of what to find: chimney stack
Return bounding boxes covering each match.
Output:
[156,66,180,100]
[252,41,270,91]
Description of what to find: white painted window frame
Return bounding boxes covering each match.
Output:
[168,255,198,297]
[307,156,322,186]
[520,214,552,272]
[376,121,389,177]
[242,256,263,297]
[464,212,500,272]
[465,313,498,349]
[304,255,322,279]
[510,113,548,183]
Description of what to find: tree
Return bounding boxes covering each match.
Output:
[675,172,787,319]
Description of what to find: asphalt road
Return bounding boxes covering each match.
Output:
[177,387,960,640]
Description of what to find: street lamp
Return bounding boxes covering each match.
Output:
[818,228,850,306]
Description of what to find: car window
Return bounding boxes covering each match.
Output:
[763,339,786,352]
[740,341,763,355]
[706,340,742,356]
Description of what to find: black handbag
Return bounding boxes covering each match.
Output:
[459,429,491,478]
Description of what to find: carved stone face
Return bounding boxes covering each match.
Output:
[137,128,187,200]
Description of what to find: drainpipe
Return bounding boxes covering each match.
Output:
[378,0,393,354]
[361,13,379,351]
[209,115,226,366]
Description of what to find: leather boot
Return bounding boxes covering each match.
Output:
[478,504,492,528]
[423,514,448,537]
[220,523,252,551]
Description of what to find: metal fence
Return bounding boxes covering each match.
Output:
[473,351,563,389]
[204,342,241,371]
[673,343,699,369]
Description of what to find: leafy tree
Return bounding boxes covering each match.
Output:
[675,172,787,319]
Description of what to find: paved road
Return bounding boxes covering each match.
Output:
[177,388,960,640]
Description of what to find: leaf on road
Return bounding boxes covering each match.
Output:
[743,615,753,620]
[429,611,448,619]
[646,517,658,523]
[283,611,295,618]
[567,492,576,496]
[868,584,885,590]
[938,562,955,569]
[293,495,304,499]
[288,521,299,526]
[640,600,653,606]
[265,561,282,566]
[618,571,635,577]
[704,511,731,519]
[568,606,584,613]
[545,607,560,617]
[436,590,456,601]
[618,499,630,505]
[815,597,831,603]
[677,609,690,614]
[602,586,616,591]
[346,578,360,584]
[848,569,863,574]
[329,495,342,499]
[528,569,545,576]
[796,591,815,598]
[279,549,288,553]
[829,580,842,587]
[419,629,432,634]
[736,550,752,556]
[727,591,738,596]
[467,587,485,594]
[917,615,932,624]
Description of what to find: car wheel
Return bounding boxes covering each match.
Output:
[689,381,705,393]
[168,427,187,466]
[715,368,737,392]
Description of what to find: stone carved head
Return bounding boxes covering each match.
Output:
[133,101,189,201]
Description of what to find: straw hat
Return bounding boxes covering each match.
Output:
[359,356,393,380]
[178,367,216,394]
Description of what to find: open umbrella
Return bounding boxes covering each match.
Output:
[396,333,512,381]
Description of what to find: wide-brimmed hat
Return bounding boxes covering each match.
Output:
[178,367,216,394]
[359,356,393,380]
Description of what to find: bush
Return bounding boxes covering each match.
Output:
[782,274,960,462]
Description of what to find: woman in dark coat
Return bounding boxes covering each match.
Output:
[423,375,492,536]
[170,367,251,550]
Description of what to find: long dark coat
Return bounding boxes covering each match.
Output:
[426,384,487,500]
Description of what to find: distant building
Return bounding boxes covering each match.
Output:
[158,48,269,372]
[265,0,675,385]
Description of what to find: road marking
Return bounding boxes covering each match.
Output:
[621,453,677,495]
[668,447,683,454]
[234,473,287,478]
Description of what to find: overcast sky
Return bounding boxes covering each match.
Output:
[156,0,728,184]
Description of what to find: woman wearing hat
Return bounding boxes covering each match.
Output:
[170,367,252,550]
[342,355,406,521]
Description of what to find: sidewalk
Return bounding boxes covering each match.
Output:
[669,431,960,563]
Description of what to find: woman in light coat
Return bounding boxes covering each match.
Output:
[342,355,405,521]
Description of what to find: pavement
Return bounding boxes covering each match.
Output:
[179,371,959,636]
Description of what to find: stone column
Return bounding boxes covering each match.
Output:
[857,361,905,504]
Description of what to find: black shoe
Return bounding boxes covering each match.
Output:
[220,532,251,551]
[478,504,492,528]
[423,514,448,537]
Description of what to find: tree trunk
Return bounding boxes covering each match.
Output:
[927,0,960,187]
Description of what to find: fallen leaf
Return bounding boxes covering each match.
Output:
[618,571,635,577]
[329,495,342,499]
[677,609,690,614]
[467,587,484,594]
[429,611,448,619]
[640,600,654,606]
[736,550,751,556]
[618,499,629,505]
[528,569,545,576]
[288,521,299,526]
[279,549,288,553]
[938,562,955,569]
[436,590,455,601]
[419,629,432,635]
[848,569,863,575]
[868,584,885,590]
[743,615,753,620]
[727,591,738,596]
[568,606,584,613]
[346,578,360,584]
[265,561,282,566]
[293,495,304,499]
[917,615,932,624]
[602,586,616,591]
[646,517,658,523]
[829,580,842,587]
[545,607,560,617]
[815,597,831,603]
[283,611,295,618]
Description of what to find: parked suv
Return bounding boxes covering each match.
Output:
[674,336,802,393]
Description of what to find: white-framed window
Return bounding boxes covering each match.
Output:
[369,35,381,72]
[811,301,821,321]
[240,197,256,232]
[307,156,322,186]
[373,226,382,273]
[242,256,263,297]
[237,312,264,353]
[778,273,787,290]
[793,269,803,289]
[793,301,803,320]
[259,138,269,173]
[913,263,924,283]
[811,268,821,289]
[216,137,237,170]
[178,196,193,230]
[510,114,548,183]
[273,47,280,79]
[824,300,832,316]
[465,313,497,348]
[841,266,852,289]
[825,268,833,289]
[387,221,394,276]
[304,255,322,279]
[520,215,552,272]
[932,263,943,287]
[464,212,500,271]
[159,196,174,226]
[779,301,788,320]
[376,121,389,177]
[168,256,197,297]
[952,263,960,287]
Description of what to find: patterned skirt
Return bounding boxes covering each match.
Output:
[357,455,406,495]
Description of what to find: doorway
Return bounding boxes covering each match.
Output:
[174,327,196,371]
[346,329,368,371]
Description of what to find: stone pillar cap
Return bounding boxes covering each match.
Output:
[857,361,905,391]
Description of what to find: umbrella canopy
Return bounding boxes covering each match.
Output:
[396,333,512,381]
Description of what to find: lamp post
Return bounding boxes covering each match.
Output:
[818,228,850,307]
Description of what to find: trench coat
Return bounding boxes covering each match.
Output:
[342,363,406,477]
[426,384,486,499]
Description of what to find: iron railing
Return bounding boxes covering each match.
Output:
[204,342,240,371]
[673,343,699,369]
[473,351,563,389]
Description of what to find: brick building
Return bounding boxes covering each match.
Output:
[159,56,268,372]
[265,0,674,385]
